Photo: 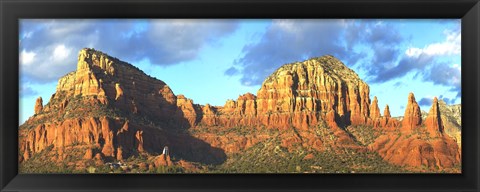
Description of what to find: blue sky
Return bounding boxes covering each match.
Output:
[19,19,461,124]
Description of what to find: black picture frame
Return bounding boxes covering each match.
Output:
[1,0,479,191]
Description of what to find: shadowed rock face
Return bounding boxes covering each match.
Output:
[425,97,443,137]
[19,48,461,172]
[256,56,371,129]
[194,55,372,130]
[19,48,226,165]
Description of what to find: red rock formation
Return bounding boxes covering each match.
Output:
[370,94,460,170]
[176,94,198,128]
[34,97,43,115]
[383,105,391,118]
[255,56,371,129]
[200,104,217,126]
[18,49,461,173]
[52,48,178,124]
[213,93,259,128]
[116,147,124,161]
[84,148,93,159]
[377,105,399,129]
[115,83,124,100]
[154,154,173,167]
[424,97,444,137]
[135,130,145,152]
[303,153,315,160]
[367,96,383,128]
[94,153,103,161]
[177,160,198,171]
[23,150,30,161]
[370,134,460,169]
[402,92,422,132]
[19,48,184,161]
[369,96,381,119]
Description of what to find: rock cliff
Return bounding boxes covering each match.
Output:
[19,48,461,173]
[19,48,225,165]
[438,100,461,144]
[189,56,372,130]
[370,96,461,170]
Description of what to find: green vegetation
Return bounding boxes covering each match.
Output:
[189,125,278,136]
[20,145,85,174]
[20,91,167,131]
[345,125,380,146]
[207,137,407,173]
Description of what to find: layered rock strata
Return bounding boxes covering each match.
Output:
[370,97,461,169]
[19,48,461,171]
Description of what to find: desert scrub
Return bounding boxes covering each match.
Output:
[209,136,408,174]
[345,125,379,146]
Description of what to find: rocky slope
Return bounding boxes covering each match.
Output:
[19,48,226,168]
[438,100,461,144]
[370,96,460,170]
[19,48,461,173]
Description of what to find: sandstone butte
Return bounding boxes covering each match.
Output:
[19,48,461,172]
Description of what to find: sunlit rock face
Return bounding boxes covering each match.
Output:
[197,55,372,130]
[370,96,461,170]
[34,97,43,115]
[401,93,422,132]
[19,48,220,163]
[19,49,461,172]
[255,55,371,130]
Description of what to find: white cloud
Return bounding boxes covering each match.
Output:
[22,31,33,39]
[452,63,460,70]
[19,19,239,82]
[274,19,298,33]
[52,44,71,61]
[20,50,36,66]
[451,63,461,85]
[405,30,460,58]
[20,45,79,83]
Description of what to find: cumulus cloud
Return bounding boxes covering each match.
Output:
[405,30,460,58]
[419,95,457,108]
[19,85,38,97]
[228,19,406,86]
[20,19,239,82]
[229,20,351,86]
[362,27,461,102]
[21,19,461,102]
[146,20,237,64]
[372,53,433,82]
[399,29,461,98]
[224,66,239,76]
[422,63,460,88]
[419,97,433,107]
[345,20,404,75]
[439,95,456,104]
[20,50,36,66]
[227,19,461,99]
[20,44,77,83]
